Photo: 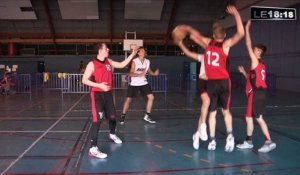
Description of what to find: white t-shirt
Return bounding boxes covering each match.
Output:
[198,54,206,78]
[130,58,150,86]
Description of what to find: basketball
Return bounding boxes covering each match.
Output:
[172,26,187,43]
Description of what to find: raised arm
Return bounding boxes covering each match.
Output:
[176,25,211,49]
[176,41,199,61]
[224,5,244,48]
[245,20,259,67]
[108,46,139,69]
[82,61,110,91]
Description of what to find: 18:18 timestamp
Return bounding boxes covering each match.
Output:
[251,6,296,20]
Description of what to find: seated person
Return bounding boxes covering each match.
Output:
[0,73,15,94]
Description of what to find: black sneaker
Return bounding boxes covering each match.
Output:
[120,115,126,125]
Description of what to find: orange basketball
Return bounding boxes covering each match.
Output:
[172,26,187,43]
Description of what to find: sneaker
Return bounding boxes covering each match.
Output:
[258,140,276,153]
[109,134,123,144]
[199,123,208,141]
[89,146,107,159]
[143,114,156,123]
[236,140,254,149]
[192,132,200,150]
[208,140,216,151]
[225,135,235,152]
[120,115,125,125]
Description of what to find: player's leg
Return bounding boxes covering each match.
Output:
[89,92,107,159]
[220,79,234,152]
[193,92,210,150]
[207,80,218,150]
[141,84,156,123]
[106,92,122,144]
[120,86,136,124]
[208,110,217,150]
[237,92,254,149]
[198,80,210,141]
[253,90,276,152]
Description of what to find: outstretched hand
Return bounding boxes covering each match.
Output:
[238,65,246,74]
[98,82,110,91]
[131,45,140,55]
[153,69,160,76]
[172,25,189,44]
[226,5,239,16]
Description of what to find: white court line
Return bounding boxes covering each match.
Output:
[1,105,299,121]
[77,105,300,112]
[10,100,47,117]
[0,117,88,120]
[0,130,109,133]
[0,94,86,175]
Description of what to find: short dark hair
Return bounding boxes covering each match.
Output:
[97,43,106,50]
[253,44,267,55]
[137,47,146,53]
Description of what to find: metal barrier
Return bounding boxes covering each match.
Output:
[62,74,90,93]
[147,74,167,99]
[35,73,68,90]
[1,74,31,98]
[13,74,31,94]
[167,74,182,90]
[113,73,129,89]
[61,73,167,99]
[171,73,198,92]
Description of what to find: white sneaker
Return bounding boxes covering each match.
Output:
[109,134,123,144]
[192,132,200,150]
[199,123,208,141]
[208,140,216,151]
[258,140,276,153]
[236,141,254,149]
[89,146,107,159]
[225,135,235,152]
[144,114,156,123]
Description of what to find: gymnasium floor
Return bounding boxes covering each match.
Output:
[0,89,300,175]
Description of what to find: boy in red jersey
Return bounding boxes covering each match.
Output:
[236,20,276,153]
[82,43,138,159]
[176,5,244,152]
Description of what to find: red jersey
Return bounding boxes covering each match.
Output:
[248,61,267,89]
[204,40,229,79]
[91,58,113,92]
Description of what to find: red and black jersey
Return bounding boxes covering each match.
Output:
[248,61,267,89]
[91,58,113,92]
[204,40,229,79]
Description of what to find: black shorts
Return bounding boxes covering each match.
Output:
[126,84,152,98]
[246,89,266,118]
[90,91,116,122]
[207,79,231,111]
[198,79,208,95]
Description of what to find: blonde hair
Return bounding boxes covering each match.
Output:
[212,22,226,39]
